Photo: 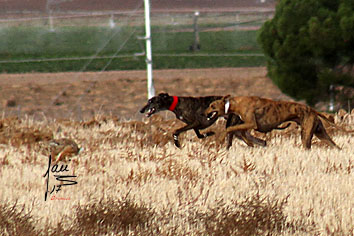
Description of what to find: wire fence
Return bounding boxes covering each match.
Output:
[0,8,273,68]
[0,9,273,27]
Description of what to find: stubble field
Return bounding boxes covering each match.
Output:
[0,68,353,235]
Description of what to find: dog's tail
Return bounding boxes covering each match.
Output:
[316,111,354,133]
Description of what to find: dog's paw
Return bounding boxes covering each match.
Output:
[173,135,181,148]
[174,140,181,148]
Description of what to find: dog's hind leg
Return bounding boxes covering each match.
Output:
[300,115,316,149]
[314,120,341,149]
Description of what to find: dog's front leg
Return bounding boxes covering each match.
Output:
[173,123,199,148]
[225,114,266,149]
[225,114,239,149]
[221,123,257,144]
[244,131,266,147]
[226,123,257,133]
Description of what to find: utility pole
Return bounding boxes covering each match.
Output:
[144,0,155,99]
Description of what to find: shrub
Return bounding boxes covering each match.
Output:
[258,0,354,105]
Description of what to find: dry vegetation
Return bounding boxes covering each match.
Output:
[0,109,353,236]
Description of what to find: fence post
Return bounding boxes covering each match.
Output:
[144,0,155,99]
[48,12,54,31]
[46,0,55,31]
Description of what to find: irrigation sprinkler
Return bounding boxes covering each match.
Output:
[109,14,115,28]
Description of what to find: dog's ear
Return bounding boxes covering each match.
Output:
[158,93,169,98]
[222,95,231,101]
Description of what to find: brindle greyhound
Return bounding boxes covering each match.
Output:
[140,93,267,148]
[206,95,353,149]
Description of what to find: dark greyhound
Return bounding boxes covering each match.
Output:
[140,93,267,148]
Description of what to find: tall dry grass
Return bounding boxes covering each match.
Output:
[0,111,353,235]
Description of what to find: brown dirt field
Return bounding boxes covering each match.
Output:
[0,67,292,121]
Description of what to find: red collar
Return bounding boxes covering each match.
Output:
[168,96,178,111]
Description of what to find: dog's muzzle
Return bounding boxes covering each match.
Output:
[207,111,218,120]
[140,106,156,117]
[146,107,156,117]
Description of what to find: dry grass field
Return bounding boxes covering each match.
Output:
[0,109,353,235]
[0,67,353,235]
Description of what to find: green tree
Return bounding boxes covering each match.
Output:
[258,0,354,105]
